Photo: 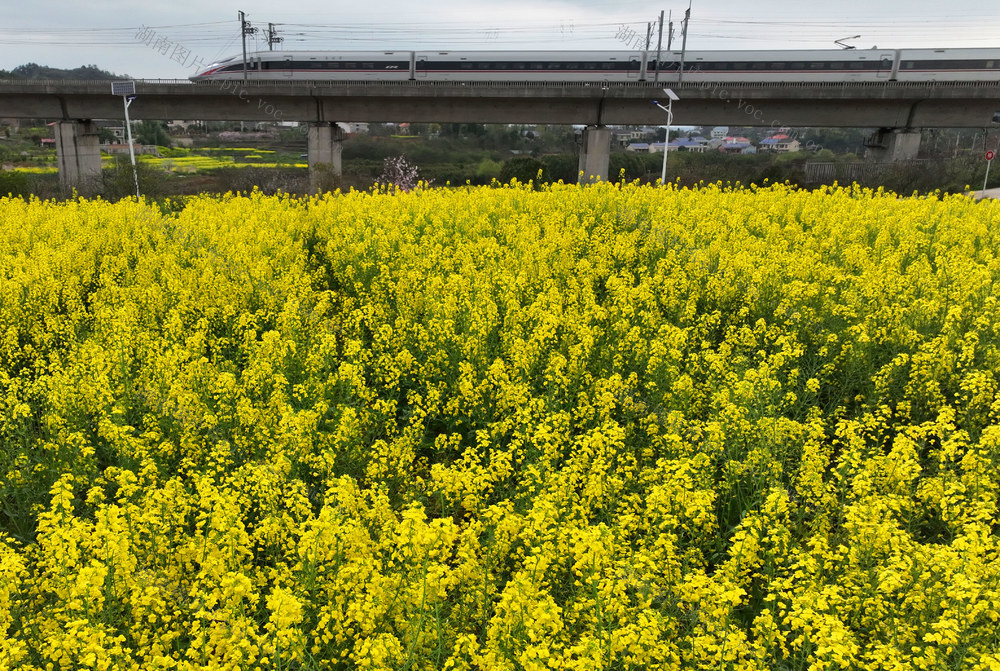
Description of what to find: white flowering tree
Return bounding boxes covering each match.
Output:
[376,155,429,192]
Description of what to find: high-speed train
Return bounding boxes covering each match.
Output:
[191,48,1000,83]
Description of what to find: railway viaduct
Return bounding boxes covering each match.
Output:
[2,78,999,193]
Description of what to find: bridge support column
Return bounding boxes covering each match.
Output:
[54,120,102,195]
[308,122,345,194]
[577,125,611,184]
[866,128,922,162]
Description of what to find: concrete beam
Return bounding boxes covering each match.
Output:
[53,120,101,195]
[578,126,611,184]
[866,128,922,162]
[2,81,1000,128]
[307,122,345,194]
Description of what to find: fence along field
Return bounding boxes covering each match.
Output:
[1,181,1000,670]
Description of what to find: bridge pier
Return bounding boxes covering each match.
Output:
[308,122,345,193]
[53,120,102,195]
[866,128,922,162]
[577,125,611,184]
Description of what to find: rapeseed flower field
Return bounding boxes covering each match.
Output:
[1,181,1000,670]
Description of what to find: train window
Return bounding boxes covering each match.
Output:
[601,63,615,69]
[849,62,863,69]
[584,63,597,70]
[512,63,527,69]
[478,63,491,69]
[733,62,746,70]
[810,62,826,69]
[362,63,374,69]
[460,63,474,69]
[532,63,545,70]
[770,62,785,69]
[548,63,561,69]
[344,62,356,69]
[987,60,995,68]
[789,62,805,70]
[752,62,766,70]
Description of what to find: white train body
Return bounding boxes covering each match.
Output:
[191,48,1000,83]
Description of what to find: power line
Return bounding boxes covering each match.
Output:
[1,15,998,52]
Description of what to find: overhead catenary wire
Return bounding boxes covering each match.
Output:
[1,14,999,52]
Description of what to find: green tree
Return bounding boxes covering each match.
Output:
[541,154,579,183]
[97,126,119,144]
[474,157,502,183]
[0,170,29,197]
[134,120,171,147]
[610,152,648,182]
[499,157,548,185]
[11,62,128,80]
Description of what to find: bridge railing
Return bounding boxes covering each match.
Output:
[2,78,999,90]
[0,79,195,85]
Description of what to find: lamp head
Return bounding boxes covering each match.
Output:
[663,88,679,101]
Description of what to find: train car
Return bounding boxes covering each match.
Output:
[651,49,900,82]
[190,48,1000,84]
[410,51,648,81]
[666,48,1000,82]
[193,51,416,81]
[894,48,1000,81]
[192,50,648,82]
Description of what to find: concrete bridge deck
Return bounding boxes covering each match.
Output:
[1,79,999,127]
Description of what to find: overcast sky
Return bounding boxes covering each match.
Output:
[3,1,1000,78]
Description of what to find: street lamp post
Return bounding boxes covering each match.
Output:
[111,81,140,199]
[652,88,679,186]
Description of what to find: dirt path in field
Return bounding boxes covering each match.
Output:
[970,187,1000,200]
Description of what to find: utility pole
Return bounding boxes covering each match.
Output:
[654,10,665,83]
[642,22,653,79]
[239,11,258,82]
[667,11,674,51]
[266,23,283,51]
[678,2,690,83]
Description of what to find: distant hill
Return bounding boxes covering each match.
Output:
[6,63,129,80]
